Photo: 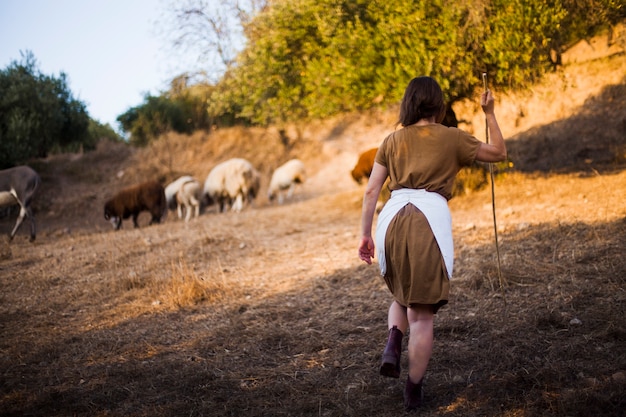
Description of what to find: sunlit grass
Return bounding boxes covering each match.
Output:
[160,257,236,309]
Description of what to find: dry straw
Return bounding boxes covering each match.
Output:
[163,257,235,308]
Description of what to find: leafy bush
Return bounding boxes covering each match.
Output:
[124,0,626,143]
[0,51,95,168]
[117,77,215,146]
[206,0,624,125]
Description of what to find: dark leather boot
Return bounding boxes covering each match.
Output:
[379,325,403,378]
[404,376,424,411]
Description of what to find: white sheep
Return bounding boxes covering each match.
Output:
[268,159,306,204]
[203,158,261,213]
[175,178,202,222]
[165,175,195,211]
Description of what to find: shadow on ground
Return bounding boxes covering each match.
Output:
[2,217,624,417]
[506,78,626,174]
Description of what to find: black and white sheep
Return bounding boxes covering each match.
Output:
[175,178,202,222]
[203,158,261,213]
[351,147,378,184]
[268,159,306,204]
[104,180,166,230]
[0,165,40,241]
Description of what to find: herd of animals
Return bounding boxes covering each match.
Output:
[104,157,306,230]
[0,148,377,242]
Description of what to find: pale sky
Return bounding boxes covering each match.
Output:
[0,0,194,131]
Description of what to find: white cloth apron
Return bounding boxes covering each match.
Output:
[375,188,454,279]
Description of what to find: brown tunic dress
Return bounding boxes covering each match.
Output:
[375,124,481,312]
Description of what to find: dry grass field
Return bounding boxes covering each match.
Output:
[1,53,625,416]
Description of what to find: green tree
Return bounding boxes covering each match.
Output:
[218,0,320,124]
[117,95,178,147]
[88,119,124,144]
[301,1,486,116]
[553,0,626,61]
[482,0,566,87]
[117,76,213,146]
[0,51,93,168]
[172,0,624,126]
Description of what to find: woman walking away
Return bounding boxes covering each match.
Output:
[358,76,507,412]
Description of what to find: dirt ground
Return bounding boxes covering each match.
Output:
[1,53,625,416]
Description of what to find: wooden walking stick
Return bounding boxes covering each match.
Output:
[483,73,507,310]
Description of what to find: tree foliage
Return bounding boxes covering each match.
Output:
[0,51,122,168]
[557,0,626,48]
[117,75,214,146]
[206,0,624,125]
[482,0,567,86]
[88,119,124,145]
[126,0,624,143]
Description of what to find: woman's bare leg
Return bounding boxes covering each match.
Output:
[388,300,408,333]
[406,304,434,383]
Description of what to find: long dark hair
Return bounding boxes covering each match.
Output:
[398,76,446,127]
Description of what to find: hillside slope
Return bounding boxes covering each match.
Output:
[12,52,625,238]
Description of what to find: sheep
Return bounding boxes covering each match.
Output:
[268,159,306,204]
[175,178,202,222]
[203,158,261,213]
[165,175,195,211]
[351,147,378,184]
[104,180,166,230]
[0,165,40,241]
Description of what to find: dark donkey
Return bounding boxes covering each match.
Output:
[0,165,41,241]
